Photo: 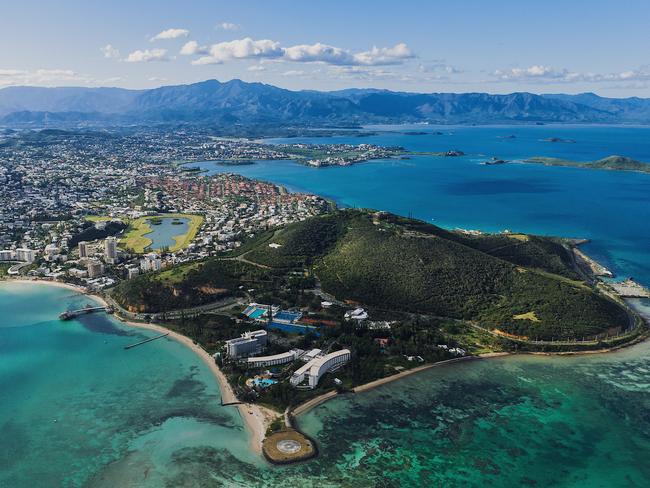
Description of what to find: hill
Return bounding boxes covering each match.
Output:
[3,79,650,126]
[113,210,630,340]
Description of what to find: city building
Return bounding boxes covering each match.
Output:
[290,349,351,389]
[86,259,104,278]
[139,253,162,272]
[225,330,268,359]
[78,241,89,258]
[126,266,140,279]
[104,237,118,264]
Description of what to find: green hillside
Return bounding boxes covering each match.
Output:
[241,211,628,340]
[112,260,272,313]
[113,210,630,340]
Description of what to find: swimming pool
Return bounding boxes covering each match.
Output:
[248,308,267,320]
[253,378,277,388]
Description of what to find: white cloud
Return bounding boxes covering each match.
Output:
[216,22,241,31]
[281,70,306,77]
[100,44,120,59]
[352,43,414,66]
[0,68,92,87]
[283,43,353,65]
[184,38,415,67]
[247,64,266,72]
[150,28,189,42]
[191,37,283,65]
[124,48,169,63]
[493,65,650,84]
[179,41,209,56]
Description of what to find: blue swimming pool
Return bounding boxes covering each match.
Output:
[268,321,319,336]
[253,378,277,388]
[248,308,267,320]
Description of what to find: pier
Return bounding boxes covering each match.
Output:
[59,306,114,320]
[124,332,169,350]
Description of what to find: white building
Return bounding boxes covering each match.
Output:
[246,350,298,369]
[0,250,15,261]
[139,253,162,272]
[344,308,368,321]
[104,237,118,264]
[126,266,140,279]
[290,349,351,389]
[225,330,268,359]
[15,248,36,263]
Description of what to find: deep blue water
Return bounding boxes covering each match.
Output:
[187,125,650,287]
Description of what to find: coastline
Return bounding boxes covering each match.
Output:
[292,353,509,418]
[115,318,277,455]
[4,274,647,461]
[3,278,276,456]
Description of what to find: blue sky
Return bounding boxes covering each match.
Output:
[1,0,650,96]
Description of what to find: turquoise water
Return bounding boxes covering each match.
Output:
[188,125,650,287]
[145,218,190,250]
[3,282,650,486]
[0,282,260,487]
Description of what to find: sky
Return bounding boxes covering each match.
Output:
[1,0,650,97]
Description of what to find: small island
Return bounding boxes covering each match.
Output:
[524,155,650,174]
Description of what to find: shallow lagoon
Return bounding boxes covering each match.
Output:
[3,283,650,486]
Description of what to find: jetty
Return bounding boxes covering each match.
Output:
[59,306,114,320]
[124,332,169,350]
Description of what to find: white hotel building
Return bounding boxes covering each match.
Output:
[290,349,351,389]
[246,350,299,369]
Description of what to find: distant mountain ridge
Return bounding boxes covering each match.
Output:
[1,79,650,126]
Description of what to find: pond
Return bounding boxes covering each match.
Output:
[145,217,190,250]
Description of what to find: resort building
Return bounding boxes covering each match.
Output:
[290,349,351,389]
[245,350,299,369]
[104,237,118,264]
[225,330,268,359]
[344,308,368,321]
[15,248,36,263]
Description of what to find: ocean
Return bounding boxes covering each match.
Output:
[188,124,650,288]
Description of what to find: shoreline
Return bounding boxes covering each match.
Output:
[115,318,277,455]
[4,273,648,461]
[2,277,276,456]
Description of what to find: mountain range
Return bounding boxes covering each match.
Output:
[2,79,650,126]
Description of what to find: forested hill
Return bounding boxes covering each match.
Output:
[114,209,630,340]
[3,79,650,125]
